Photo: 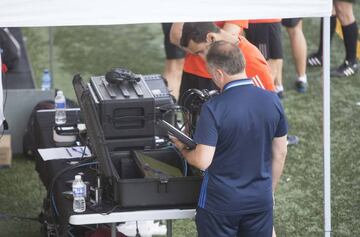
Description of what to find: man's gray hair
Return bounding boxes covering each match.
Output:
[206,40,246,75]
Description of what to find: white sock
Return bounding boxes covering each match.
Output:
[297,75,307,83]
[275,85,284,93]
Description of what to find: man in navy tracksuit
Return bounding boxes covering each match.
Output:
[172,40,288,237]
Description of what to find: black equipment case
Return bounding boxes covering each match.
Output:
[89,74,174,150]
[73,71,202,209]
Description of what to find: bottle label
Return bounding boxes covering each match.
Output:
[55,102,66,109]
[73,186,86,197]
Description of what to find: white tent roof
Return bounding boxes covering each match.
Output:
[0,0,331,27]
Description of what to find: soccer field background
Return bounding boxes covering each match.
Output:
[0,10,359,237]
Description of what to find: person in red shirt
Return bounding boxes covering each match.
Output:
[180,21,249,80]
[163,21,247,100]
[169,21,273,100]
[171,22,274,102]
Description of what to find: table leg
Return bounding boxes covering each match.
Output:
[166,220,172,237]
[111,223,116,237]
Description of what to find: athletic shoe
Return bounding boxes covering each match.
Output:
[295,80,308,93]
[307,53,322,67]
[287,135,299,146]
[331,60,359,77]
[277,91,284,99]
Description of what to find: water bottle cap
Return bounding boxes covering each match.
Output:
[75,175,82,181]
[43,69,49,73]
[57,90,64,96]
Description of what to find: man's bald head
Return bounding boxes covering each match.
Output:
[206,40,246,76]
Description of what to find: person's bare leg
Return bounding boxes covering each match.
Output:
[286,20,307,79]
[268,59,284,96]
[286,20,308,92]
[273,226,276,237]
[335,1,355,26]
[162,58,184,100]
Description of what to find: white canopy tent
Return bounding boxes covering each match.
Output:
[0,0,331,27]
[0,1,333,236]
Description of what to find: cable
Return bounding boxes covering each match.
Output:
[173,145,187,176]
[182,154,188,176]
[135,221,141,237]
[88,203,120,216]
[47,160,98,237]
[67,229,75,237]
[51,194,59,217]
[181,90,207,136]
[48,160,98,217]
[49,138,92,216]
[155,104,191,139]
[179,88,204,107]
[180,88,219,136]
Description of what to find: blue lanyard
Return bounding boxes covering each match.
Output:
[223,79,253,91]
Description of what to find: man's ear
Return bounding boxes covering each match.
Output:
[215,68,223,80]
[206,33,216,43]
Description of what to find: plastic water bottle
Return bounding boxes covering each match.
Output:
[54,90,66,125]
[72,175,86,213]
[41,69,52,90]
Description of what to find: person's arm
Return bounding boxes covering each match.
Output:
[170,21,242,51]
[271,135,287,192]
[170,23,184,48]
[222,22,242,37]
[171,103,217,171]
[172,137,215,171]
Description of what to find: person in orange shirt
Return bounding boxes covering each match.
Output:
[163,21,246,100]
[245,19,284,97]
[170,21,274,102]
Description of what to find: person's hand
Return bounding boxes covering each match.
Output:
[169,135,186,151]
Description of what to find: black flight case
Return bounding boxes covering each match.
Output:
[73,71,202,209]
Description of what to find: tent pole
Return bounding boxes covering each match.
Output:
[323,16,331,237]
[48,27,54,87]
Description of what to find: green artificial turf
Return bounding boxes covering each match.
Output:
[1,11,359,236]
[0,155,45,237]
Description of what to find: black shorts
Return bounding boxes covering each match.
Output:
[282,18,302,28]
[196,208,273,237]
[245,22,283,60]
[179,72,217,104]
[161,23,186,60]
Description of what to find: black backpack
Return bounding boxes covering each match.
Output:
[22,100,54,159]
[22,97,78,159]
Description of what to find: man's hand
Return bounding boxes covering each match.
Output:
[169,135,185,151]
[170,135,215,171]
